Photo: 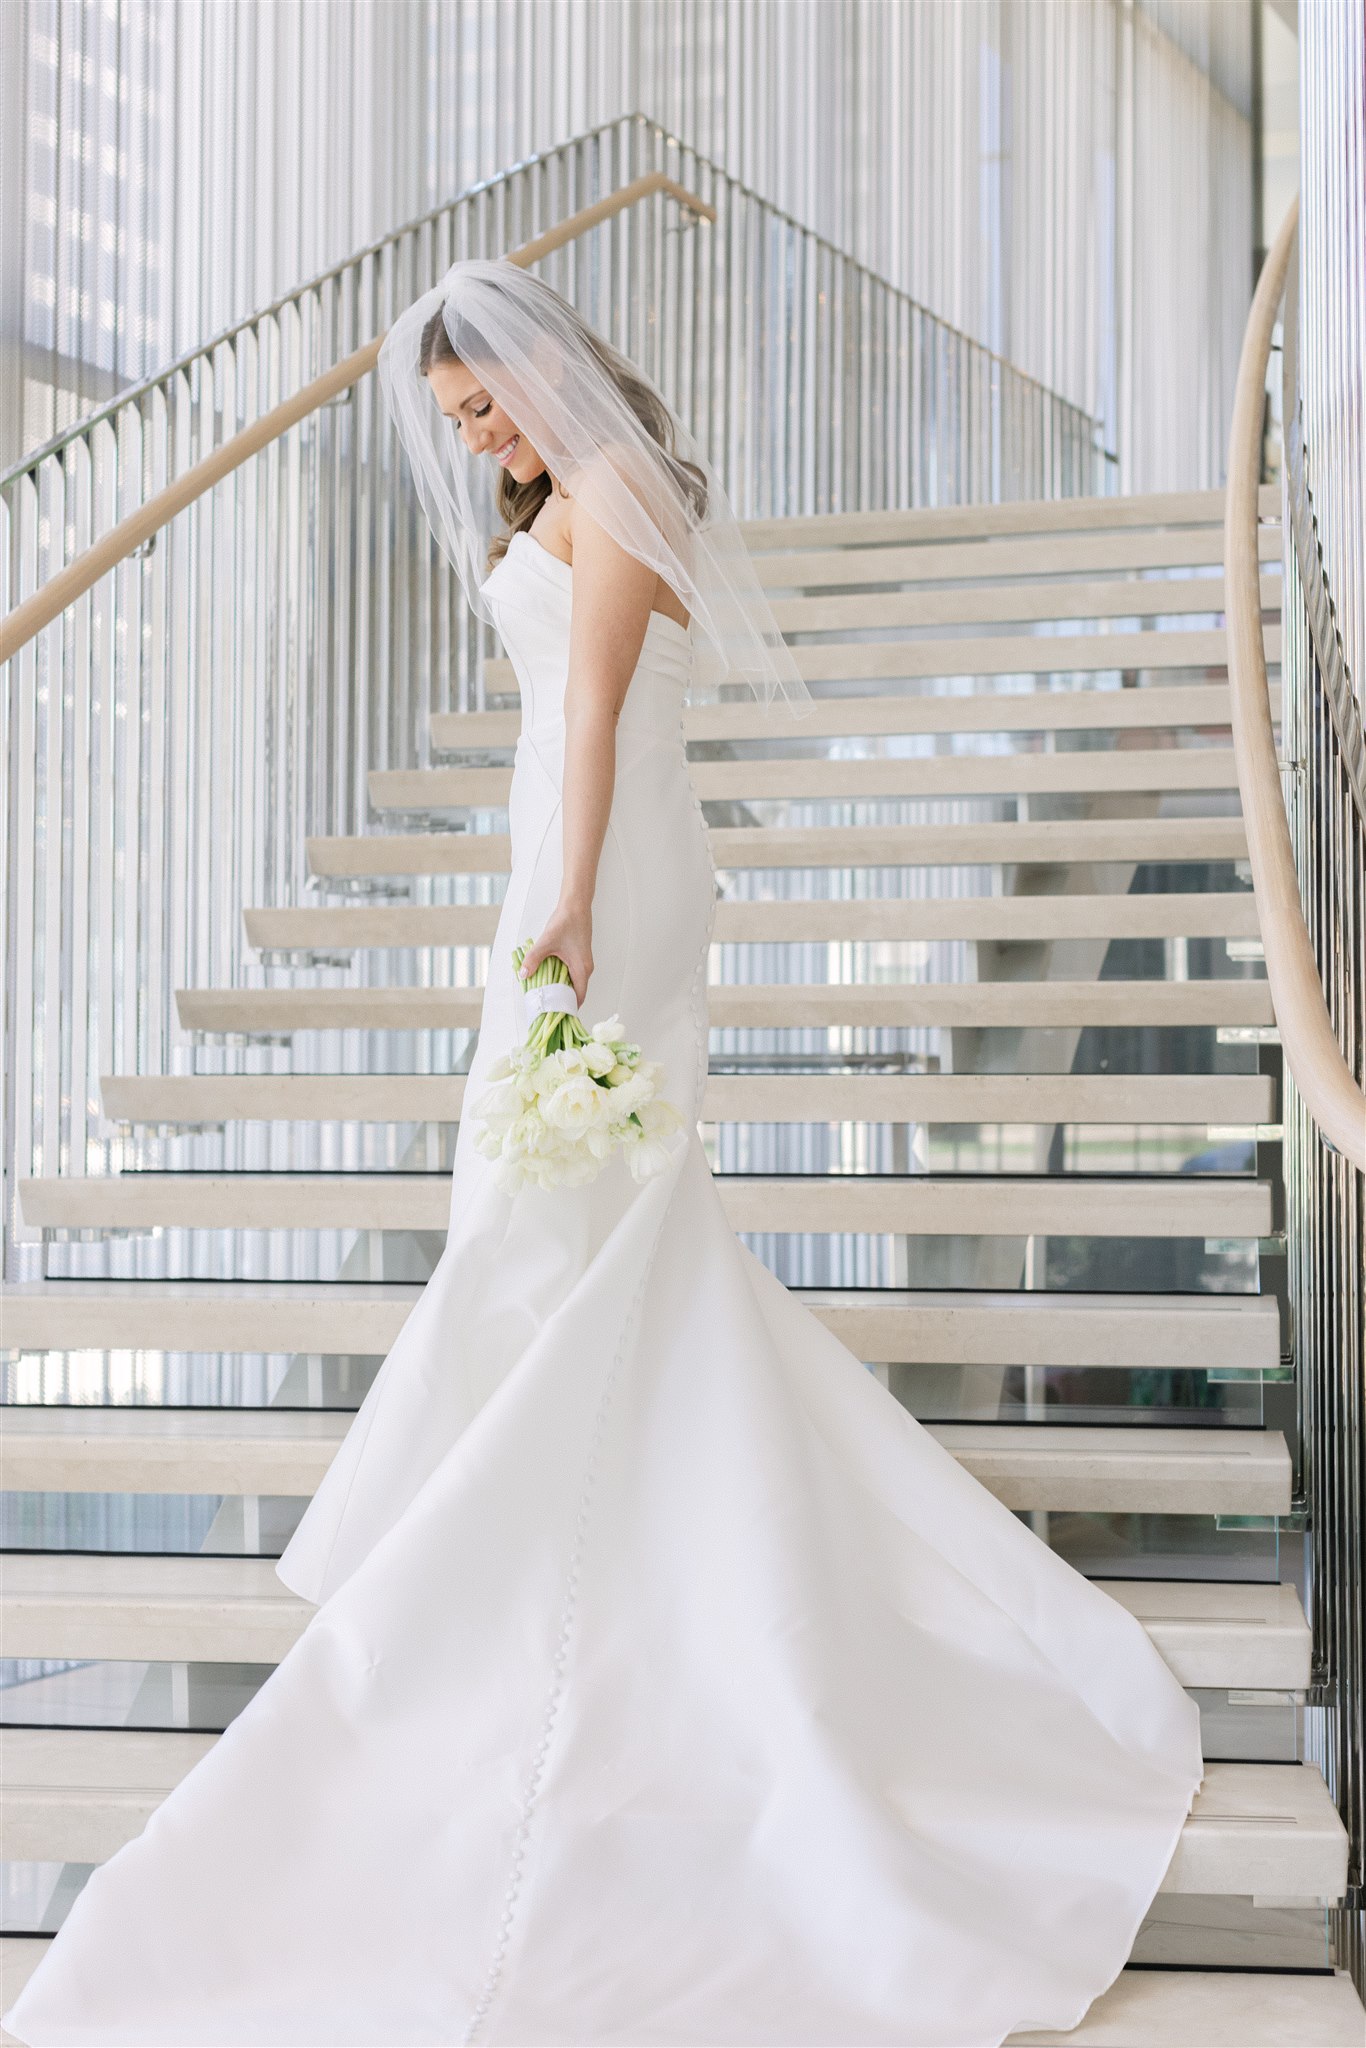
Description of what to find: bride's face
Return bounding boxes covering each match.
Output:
[428,358,547,486]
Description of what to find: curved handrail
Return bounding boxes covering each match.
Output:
[0,170,714,668]
[1225,193,1366,1171]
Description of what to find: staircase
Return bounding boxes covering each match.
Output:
[4,485,1364,2045]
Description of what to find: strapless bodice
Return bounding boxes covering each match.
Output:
[481,529,693,740]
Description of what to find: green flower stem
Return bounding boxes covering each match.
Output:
[512,938,592,1060]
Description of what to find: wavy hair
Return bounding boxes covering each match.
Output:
[419,274,708,572]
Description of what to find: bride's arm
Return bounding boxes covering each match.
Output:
[516,509,660,1007]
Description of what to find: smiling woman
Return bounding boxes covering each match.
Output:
[371,256,809,712]
[3,248,1211,2048]
[404,271,721,1005]
[423,344,693,635]
[415,284,700,648]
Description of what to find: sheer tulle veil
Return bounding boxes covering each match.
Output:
[376,256,811,714]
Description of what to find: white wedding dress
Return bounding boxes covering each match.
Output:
[4,528,1206,2048]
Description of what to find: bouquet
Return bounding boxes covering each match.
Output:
[471,940,685,1194]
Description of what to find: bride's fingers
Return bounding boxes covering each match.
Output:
[519,938,574,986]
[517,930,590,1002]
[519,934,561,979]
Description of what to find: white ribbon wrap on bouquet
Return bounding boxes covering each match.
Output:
[518,980,581,1031]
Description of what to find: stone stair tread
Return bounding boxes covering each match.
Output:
[482,623,1280,692]
[0,1405,1294,1518]
[0,1950,1352,2048]
[171,980,1277,1034]
[0,1408,1285,1453]
[304,815,1251,876]
[96,1070,1281,1131]
[741,481,1279,540]
[1005,1963,1366,2046]
[244,891,1267,947]
[0,1737,1342,1903]
[16,1172,1277,1241]
[429,679,1283,749]
[0,1947,1353,2048]
[3,1281,1280,1373]
[4,1276,1281,1315]
[0,1557,1307,1689]
[368,747,1248,809]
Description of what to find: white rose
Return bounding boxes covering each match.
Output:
[474,1079,522,1126]
[531,1052,568,1096]
[637,1095,684,1137]
[540,1076,609,1132]
[626,1131,678,1181]
[505,1112,552,1159]
[605,1070,653,1115]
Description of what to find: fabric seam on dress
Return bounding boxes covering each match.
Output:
[458,1193,671,2046]
[461,682,710,2047]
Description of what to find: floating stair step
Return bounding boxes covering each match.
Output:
[429,680,1283,751]
[1079,1577,1311,1690]
[1,1281,1280,1374]
[929,1422,1291,1513]
[0,1406,1289,1517]
[16,1172,1275,1241]
[745,531,1280,587]
[481,624,1281,694]
[0,1406,347,1496]
[0,1728,221,1864]
[0,1558,1306,1686]
[807,1288,1281,1370]
[98,1070,1279,1130]
[738,482,1280,548]
[0,1948,1354,2048]
[762,571,1280,633]
[0,1952,1352,2048]
[0,1564,1314,1689]
[0,1738,1338,1904]
[369,747,1246,814]
[306,817,1250,879]
[1006,1964,1366,2047]
[244,889,1265,954]
[1,1554,311,1663]
[741,514,1282,585]
[173,980,1276,1037]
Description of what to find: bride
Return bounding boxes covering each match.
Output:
[3,259,1205,2048]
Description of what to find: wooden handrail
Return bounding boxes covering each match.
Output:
[0,172,714,667]
[1225,194,1366,1171]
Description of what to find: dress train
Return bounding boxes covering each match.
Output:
[2,529,1204,2047]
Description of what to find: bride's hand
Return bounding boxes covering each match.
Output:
[519,896,594,1008]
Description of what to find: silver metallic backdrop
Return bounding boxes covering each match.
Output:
[0,16,1292,1772]
[0,113,1103,1282]
[2,0,1253,490]
[1296,0,1364,717]
[1282,0,1365,1992]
